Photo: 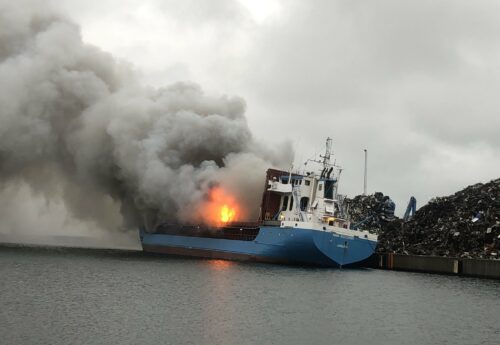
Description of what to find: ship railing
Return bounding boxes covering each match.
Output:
[154,222,260,241]
[223,221,260,228]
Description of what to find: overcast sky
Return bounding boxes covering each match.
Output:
[52,0,500,214]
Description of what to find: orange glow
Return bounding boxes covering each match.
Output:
[202,187,241,226]
[220,204,236,223]
[208,259,234,270]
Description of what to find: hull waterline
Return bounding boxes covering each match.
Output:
[140,226,376,267]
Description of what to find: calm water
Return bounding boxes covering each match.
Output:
[1,246,499,345]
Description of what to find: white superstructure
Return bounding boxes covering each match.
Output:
[267,138,377,242]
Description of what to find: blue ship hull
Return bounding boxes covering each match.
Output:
[140,226,377,267]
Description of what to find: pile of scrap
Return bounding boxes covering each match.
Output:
[378,178,500,259]
[344,192,396,234]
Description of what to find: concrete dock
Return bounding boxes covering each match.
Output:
[375,253,500,279]
[461,258,500,279]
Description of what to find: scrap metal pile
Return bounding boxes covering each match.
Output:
[386,179,499,258]
[344,192,396,233]
[348,179,500,259]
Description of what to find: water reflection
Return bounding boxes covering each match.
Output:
[207,259,234,270]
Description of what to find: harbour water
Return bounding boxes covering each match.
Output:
[1,245,499,345]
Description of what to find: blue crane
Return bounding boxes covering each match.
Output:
[403,196,417,221]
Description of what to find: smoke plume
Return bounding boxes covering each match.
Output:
[0,1,292,233]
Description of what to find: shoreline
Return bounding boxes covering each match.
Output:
[2,242,499,280]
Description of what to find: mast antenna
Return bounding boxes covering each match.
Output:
[320,137,333,168]
[363,149,368,195]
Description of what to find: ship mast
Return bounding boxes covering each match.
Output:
[306,137,335,174]
[320,137,333,169]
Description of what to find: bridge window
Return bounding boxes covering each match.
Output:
[300,197,309,211]
[324,180,334,199]
[305,180,310,186]
[282,196,289,211]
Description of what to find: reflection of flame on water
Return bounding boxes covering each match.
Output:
[208,259,234,270]
[203,187,240,225]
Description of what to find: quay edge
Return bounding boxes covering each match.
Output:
[372,253,500,280]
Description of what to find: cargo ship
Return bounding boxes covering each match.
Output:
[139,138,377,267]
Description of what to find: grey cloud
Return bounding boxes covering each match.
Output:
[240,0,500,213]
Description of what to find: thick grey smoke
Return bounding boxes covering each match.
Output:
[0,1,292,233]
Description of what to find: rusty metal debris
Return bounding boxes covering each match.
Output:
[344,192,396,233]
[346,178,500,259]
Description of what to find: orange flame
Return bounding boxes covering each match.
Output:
[202,187,240,225]
[220,204,236,223]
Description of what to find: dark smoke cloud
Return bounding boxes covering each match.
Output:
[0,1,292,232]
